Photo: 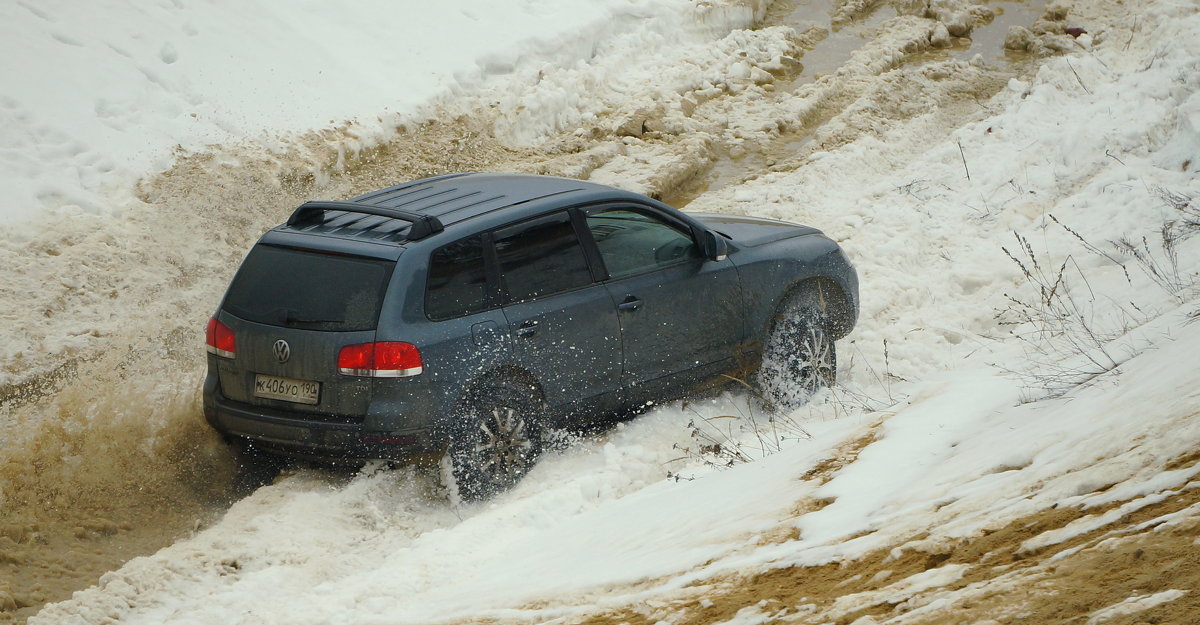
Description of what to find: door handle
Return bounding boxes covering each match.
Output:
[515,320,538,338]
[617,295,642,312]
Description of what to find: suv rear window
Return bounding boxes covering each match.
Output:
[222,245,394,331]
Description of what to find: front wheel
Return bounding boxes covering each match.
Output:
[759,292,837,409]
[444,383,544,502]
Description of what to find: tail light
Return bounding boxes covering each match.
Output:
[206,317,236,358]
[338,342,423,377]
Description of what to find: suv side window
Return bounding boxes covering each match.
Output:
[426,234,489,320]
[585,208,699,279]
[493,211,593,303]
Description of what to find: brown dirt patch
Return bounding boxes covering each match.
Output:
[575,454,1200,625]
[800,422,883,484]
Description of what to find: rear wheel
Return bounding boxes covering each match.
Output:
[759,290,837,409]
[445,383,544,502]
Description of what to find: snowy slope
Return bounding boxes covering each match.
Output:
[5,0,1200,623]
[0,0,760,222]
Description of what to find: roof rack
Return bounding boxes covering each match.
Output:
[286,201,445,240]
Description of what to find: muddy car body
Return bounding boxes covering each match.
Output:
[203,173,858,497]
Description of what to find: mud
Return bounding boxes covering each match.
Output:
[0,117,552,624]
[0,359,232,624]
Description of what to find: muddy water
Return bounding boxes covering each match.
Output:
[953,0,1048,64]
[0,175,281,621]
[0,122,541,623]
[0,0,1055,621]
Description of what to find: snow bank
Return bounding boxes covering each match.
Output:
[0,0,764,223]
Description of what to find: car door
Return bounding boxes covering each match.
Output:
[582,205,743,401]
[419,233,514,400]
[493,210,623,412]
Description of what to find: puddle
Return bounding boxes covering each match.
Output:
[949,0,1046,65]
[779,0,901,82]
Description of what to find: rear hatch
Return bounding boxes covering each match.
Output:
[214,244,395,420]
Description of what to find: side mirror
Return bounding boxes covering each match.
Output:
[703,230,728,261]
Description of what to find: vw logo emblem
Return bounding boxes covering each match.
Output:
[273,339,291,364]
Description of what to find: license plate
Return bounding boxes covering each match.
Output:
[253,374,320,405]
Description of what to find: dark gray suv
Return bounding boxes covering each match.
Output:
[203,173,858,498]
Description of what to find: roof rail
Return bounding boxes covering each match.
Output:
[286,201,445,240]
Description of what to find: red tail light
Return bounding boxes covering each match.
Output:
[338,342,423,377]
[206,317,236,358]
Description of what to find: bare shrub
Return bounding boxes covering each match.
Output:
[1157,186,1199,232]
[998,184,1200,401]
[1113,228,1187,298]
[668,360,899,475]
[673,386,813,471]
[1102,188,1199,301]
[997,231,1136,400]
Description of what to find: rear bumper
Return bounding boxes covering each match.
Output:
[203,385,440,461]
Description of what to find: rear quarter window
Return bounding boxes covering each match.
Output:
[426,235,489,320]
[222,245,393,331]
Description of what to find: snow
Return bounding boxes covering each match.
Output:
[713,603,776,625]
[0,0,764,222]
[830,565,970,614]
[29,413,865,625]
[6,0,1200,622]
[1086,589,1189,624]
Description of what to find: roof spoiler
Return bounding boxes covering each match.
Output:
[286,201,445,240]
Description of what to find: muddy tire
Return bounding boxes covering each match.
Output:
[759,290,837,409]
[445,383,544,502]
